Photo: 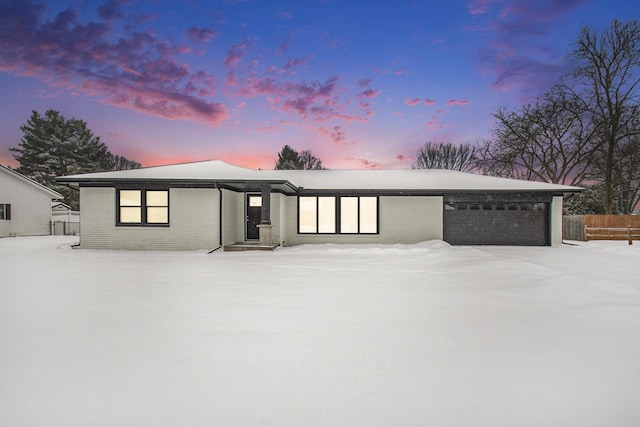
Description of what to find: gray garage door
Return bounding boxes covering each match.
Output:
[443,201,549,246]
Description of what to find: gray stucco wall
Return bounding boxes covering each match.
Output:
[0,173,54,237]
[551,195,563,246]
[79,187,219,250]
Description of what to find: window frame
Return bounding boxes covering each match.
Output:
[0,203,11,220]
[297,195,379,235]
[116,189,170,227]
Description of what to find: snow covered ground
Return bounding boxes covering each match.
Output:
[1,236,639,426]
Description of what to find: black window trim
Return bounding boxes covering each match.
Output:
[297,195,379,235]
[116,188,170,227]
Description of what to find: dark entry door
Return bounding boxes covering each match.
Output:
[246,194,262,240]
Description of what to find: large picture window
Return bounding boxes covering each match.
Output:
[117,189,169,226]
[299,196,336,233]
[298,196,378,234]
[0,203,11,220]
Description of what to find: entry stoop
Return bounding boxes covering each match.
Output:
[223,242,279,252]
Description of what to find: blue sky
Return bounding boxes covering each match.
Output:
[0,0,637,169]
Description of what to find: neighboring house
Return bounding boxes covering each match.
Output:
[56,160,582,250]
[0,165,63,237]
[51,201,80,236]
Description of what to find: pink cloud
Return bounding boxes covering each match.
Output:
[468,0,497,16]
[394,69,405,75]
[228,70,370,123]
[82,80,227,125]
[425,113,444,130]
[397,154,406,162]
[359,88,381,99]
[432,38,444,44]
[347,158,381,169]
[0,1,227,126]
[276,33,292,55]
[330,125,349,144]
[358,78,372,88]
[234,75,344,120]
[317,125,354,144]
[224,40,251,68]
[424,98,436,106]
[404,98,421,106]
[186,27,218,42]
[446,99,470,106]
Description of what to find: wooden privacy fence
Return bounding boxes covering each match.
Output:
[563,215,640,245]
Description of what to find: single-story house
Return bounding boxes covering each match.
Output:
[56,160,581,250]
[1,165,63,237]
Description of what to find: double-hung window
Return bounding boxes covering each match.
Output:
[298,196,378,234]
[117,189,169,226]
[0,203,11,220]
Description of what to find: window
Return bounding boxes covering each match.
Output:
[358,197,378,233]
[298,196,378,234]
[0,204,11,220]
[117,189,169,226]
[298,196,336,233]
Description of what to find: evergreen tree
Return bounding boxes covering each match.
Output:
[275,145,326,170]
[563,184,610,215]
[10,109,141,209]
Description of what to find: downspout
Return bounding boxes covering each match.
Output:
[208,185,223,253]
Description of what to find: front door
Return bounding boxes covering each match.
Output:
[246,194,262,240]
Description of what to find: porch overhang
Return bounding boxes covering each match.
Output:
[56,178,300,195]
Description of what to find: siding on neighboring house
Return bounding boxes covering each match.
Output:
[79,187,219,250]
[1,166,61,237]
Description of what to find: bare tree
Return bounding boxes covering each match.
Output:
[298,149,325,170]
[612,136,640,213]
[274,145,326,170]
[566,19,640,213]
[480,87,598,186]
[412,142,478,171]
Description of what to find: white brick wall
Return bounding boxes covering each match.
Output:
[280,195,443,246]
[78,187,565,249]
[79,187,219,250]
[222,189,239,245]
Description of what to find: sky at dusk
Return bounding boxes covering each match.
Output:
[0,0,638,170]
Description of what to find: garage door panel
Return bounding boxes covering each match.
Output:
[444,203,548,246]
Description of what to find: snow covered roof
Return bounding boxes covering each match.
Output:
[1,165,63,199]
[273,169,581,192]
[57,160,271,181]
[56,159,582,194]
